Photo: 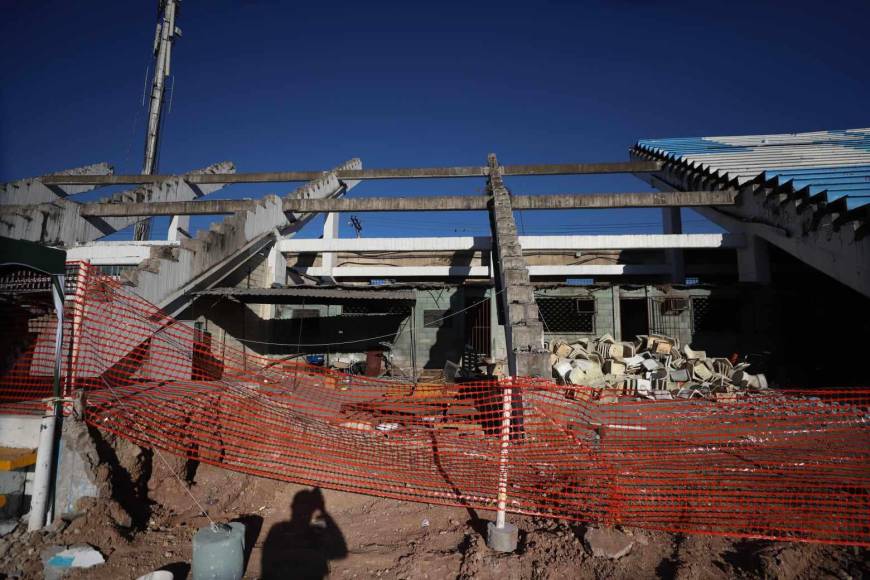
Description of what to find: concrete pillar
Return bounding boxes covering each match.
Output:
[611,285,621,340]
[167,214,190,241]
[485,154,549,379]
[662,207,685,283]
[737,234,771,284]
[322,212,340,277]
[266,243,285,287]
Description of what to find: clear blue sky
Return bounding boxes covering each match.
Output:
[2,0,868,239]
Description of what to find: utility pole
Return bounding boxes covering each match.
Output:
[134,0,181,241]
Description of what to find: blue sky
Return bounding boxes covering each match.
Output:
[2,0,868,239]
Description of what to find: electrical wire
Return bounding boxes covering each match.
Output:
[96,374,219,529]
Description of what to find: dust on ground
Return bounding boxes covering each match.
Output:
[0,421,866,579]
[1,454,867,580]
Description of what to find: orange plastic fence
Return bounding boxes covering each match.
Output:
[1,263,868,546]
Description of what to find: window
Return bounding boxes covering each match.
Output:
[96,264,135,277]
[423,309,453,328]
[537,298,595,333]
[659,297,689,316]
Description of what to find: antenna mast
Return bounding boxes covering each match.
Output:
[134,0,181,241]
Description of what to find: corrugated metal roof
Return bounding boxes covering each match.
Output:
[196,286,416,302]
[635,128,870,212]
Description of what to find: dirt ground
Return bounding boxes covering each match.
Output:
[0,422,866,579]
[1,453,867,580]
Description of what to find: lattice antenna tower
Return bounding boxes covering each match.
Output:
[134,0,182,241]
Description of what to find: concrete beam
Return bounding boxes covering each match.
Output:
[73,190,738,217]
[39,160,663,186]
[1,163,112,205]
[277,233,744,253]
[65,241,178,265]
[510,190,736,210]
[295,265,492,278]
[737,234,771,284]
[290,264,675,278]
[0,162,235,246]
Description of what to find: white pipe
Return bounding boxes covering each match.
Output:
[495,384,513,529]
[29,273,66,531]
[28,399,58,531]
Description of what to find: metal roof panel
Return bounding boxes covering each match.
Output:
[635,128,870,212]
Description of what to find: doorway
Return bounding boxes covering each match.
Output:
[464,292,491,357]
[620,298,649,339]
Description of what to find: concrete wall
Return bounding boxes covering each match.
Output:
[184,283,744,376]
[535,285,740,356]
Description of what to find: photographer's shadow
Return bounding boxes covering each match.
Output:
[261,487,348,579]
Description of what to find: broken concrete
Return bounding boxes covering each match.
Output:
[583,526,634,560]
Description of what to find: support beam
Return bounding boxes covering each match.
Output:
[39,160,663,186]
[737,234,771,284]
[321,212,340,277]
[662,207,685,283]
[74,190,738,217]
[1,163,112,205]
[486,154,549,379]
[278,233,745,253]
[289,264,677,278]
[65,241,178,265]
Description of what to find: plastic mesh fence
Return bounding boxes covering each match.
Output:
[1,263,868,546]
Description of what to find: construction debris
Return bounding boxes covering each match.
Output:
[547,333,768,401]
[43,544,105,579]
[583,526,634,560]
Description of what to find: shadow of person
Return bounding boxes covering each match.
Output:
[261,488,348,580]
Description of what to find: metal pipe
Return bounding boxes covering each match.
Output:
[28,273,65,531]
[28,401,58,531]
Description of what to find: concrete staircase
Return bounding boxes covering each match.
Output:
[0,162,235,246]
[121,159,362,315]
[631,148,870,297]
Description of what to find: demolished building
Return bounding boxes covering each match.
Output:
[1,128,870,552]
[2,128,867,389]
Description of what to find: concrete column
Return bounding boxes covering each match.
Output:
[662,207,685,283]
[167,214,190,241]
[266,243,285,287]
[611,285,621,340]
[322,212,340,276]
[737,233,771,284]
[486,154,549,379]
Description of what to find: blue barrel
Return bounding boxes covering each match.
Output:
[192,522,246,580]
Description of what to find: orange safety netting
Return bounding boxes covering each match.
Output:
[1,263,868,546]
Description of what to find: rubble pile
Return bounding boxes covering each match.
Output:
[547,333,768,401]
